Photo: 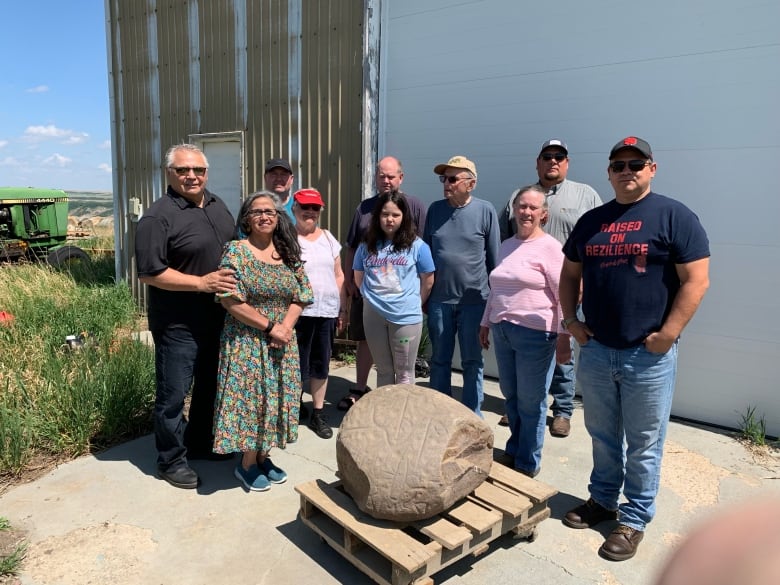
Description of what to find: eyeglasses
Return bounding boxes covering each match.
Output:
[609,160,651,173]
[171,166,207,176]
[539,153,567,162]
[246,208,278,218]
[299,204,322,211]
[439,175,471,184]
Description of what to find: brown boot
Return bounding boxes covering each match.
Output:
[599,525,644,561]
[550,416,571,437]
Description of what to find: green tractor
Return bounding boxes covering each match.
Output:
[0,187,90,267]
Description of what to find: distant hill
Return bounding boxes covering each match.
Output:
[67,191,113,218]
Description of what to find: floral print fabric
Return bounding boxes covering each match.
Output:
[213,241,313,454]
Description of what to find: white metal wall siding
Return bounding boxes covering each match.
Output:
[380,0,780,435]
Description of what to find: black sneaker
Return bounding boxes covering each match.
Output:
[158,465,199,489]
[308,412,333,439]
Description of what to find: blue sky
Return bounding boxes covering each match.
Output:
[0,1,111,192]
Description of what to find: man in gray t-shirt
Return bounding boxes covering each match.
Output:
[498,139,601,437]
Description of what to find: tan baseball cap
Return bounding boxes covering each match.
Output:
[433,155,477,179]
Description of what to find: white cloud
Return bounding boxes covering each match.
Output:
[64,133,89,145]
[100,140,111,149]
[0,157,21,167]
[23,125,91,146]
[25,124,70,138]
[98,163,112,173]
[42,153,72,167]
[26,85,50,93]
[0,140,8,149]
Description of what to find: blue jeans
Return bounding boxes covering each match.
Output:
[549,346,575,418]
[152,323,222,470]
[549,305,583,418]
[492,321,556,474]
[428,301,485,416]
[578,339,678,531]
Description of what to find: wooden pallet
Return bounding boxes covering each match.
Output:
[295,464,558,585]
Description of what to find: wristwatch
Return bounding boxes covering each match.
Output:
[561,317,579,330]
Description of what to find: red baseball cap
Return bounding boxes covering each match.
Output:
[293,188,325,207]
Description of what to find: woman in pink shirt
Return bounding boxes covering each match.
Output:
[479,184,570,477]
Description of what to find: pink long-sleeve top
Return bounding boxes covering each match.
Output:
[480,232,564,333]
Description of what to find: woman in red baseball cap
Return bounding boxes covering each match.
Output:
[293,188,346,439]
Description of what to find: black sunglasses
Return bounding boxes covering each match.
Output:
[299,204,322,211]
[609,160,651,173]
[439,175,471,184]
[540,153,567,162]
[172,166,207,176]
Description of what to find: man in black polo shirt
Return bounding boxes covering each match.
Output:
[135,143,237,489]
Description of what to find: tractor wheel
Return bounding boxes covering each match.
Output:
[46,245,91,268]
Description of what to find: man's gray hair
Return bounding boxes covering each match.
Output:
[165,143,209,169]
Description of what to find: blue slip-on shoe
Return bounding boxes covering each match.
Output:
[259,457,287,484]
[234,464,271,492]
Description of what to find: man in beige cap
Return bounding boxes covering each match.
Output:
[423,156,500,416]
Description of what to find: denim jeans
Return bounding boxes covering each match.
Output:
[549,348,575,418]
[578,339,678,531]
[151,323,222,470]
[492,321,556,474]
[428,301,485,416]
[549,305,583,418]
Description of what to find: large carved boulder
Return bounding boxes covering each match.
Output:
[336,384,493,521]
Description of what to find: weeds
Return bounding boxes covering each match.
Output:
[0,516,26,577]
[335,347,356,365]
[0,262,154,477]
[738,405,767,446]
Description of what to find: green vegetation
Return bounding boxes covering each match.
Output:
[0,262,154,479]
[738,405,767,446]
[0,517,26,577]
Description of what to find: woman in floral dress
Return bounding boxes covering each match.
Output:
[213,191,312,492]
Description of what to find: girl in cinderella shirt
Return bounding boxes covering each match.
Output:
[353,191,435,387]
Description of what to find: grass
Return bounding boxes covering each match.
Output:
[738,405,767,446]
[0,261,155,479]
[0,517,26,577]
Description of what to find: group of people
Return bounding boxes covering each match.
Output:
[136,135,710,562]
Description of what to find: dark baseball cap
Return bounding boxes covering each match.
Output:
[264,158,292,173]
[609,136,653,160]
[539,139,568,155]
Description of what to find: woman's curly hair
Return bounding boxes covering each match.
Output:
[238,191,302,268]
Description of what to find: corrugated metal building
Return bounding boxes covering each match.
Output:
[105,0,371,307]
[107,0,779,434]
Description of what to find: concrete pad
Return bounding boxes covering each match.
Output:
[2,366,778,585]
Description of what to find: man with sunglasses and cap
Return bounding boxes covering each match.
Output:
[424,155,500,417]
[135,143,237,489]
[559,136,710,561]
[498,139,602,437]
